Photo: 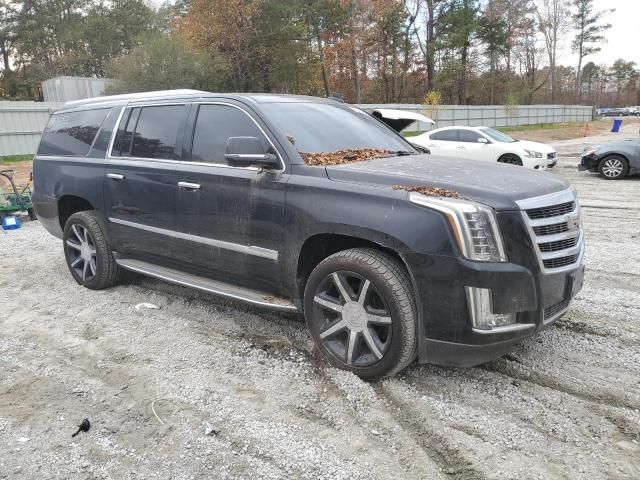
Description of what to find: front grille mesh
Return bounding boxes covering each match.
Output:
[544,298,571,321]
[539,237,578,252]
[526,201,575,219]
[533,222,569,236]
[521,192,583,272]
[543,254,578,269]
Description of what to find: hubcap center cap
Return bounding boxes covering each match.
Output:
[80,242,92,261]
[342,301,368,331]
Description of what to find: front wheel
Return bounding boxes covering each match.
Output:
[63,211,121,290]
[498,154,523,166]
[304,248,418,380]
[598,155,628,180]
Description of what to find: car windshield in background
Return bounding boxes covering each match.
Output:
[479,127,516,143]
[260,102,414,154]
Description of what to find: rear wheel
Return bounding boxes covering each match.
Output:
[304,248,418,380]
[63,211,121,290]
[498,154,523,166]
[598,155,628,180]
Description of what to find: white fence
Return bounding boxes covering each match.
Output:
[0,101,594,157]
[358,104,595,132]
[0,101,63,156]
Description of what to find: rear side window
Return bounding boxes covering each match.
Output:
[458,130,485,143]
[430,129,458,142]
[38,108,110,156]
[191,104,267,164]
[112,105,185,159]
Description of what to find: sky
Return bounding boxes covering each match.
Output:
[556,0,640,67]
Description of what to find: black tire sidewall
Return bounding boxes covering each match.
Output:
[63,212,110,289]
[598,155,628,180]
[304,253,415,380]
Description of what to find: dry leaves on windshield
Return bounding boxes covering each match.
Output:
[392,185,463,199]
[301,148,390,166]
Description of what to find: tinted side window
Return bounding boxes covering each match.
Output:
[191,105,266,164]
[131,105,185,159]
[38,108,110,156]
[430,129,458,142]
[458,130,485,143]
[88,107,121,158]
[112,107,140,157]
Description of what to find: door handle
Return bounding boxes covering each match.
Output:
[106,173,125,180]
[457,146,465,149]
[178,181,201,190]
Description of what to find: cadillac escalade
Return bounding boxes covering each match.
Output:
[33,90,585,379]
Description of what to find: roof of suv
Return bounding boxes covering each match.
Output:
[62,90,337,110]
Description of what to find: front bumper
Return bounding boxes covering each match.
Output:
[579,154,599,172]
[405,252,584,367]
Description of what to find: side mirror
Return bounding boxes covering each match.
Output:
[224,136,279,168]
[477,137,489,144]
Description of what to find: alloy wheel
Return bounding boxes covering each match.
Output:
[65,223,97,282]
[601,158,624,178]
[311,270,392,367]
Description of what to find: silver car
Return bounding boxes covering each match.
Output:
[579,138,640,179]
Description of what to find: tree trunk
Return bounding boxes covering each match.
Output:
[0,40,11,73]
[316,28,331,97]
[426,0,435,91]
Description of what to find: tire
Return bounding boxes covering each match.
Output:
[598,155,628,180]
[303,248,418,380]
[498,154,523,166]
[63,211,121,290]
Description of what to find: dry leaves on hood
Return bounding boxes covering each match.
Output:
[300,148,390,166]
[392,185,463,199]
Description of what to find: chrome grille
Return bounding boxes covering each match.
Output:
[526,201,575,219]
[516,188,584,274]
[539,237,578,252]
[533,222,569,236]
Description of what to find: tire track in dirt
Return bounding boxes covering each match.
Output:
[482,358,640,411]
[372,382,486,480]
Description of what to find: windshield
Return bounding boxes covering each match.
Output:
[479,127,516,143]
[260,102,415,153]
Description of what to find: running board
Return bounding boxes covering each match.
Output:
[115,258,298,312]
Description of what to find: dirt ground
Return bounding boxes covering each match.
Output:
[1,125,640,479]
[507,117,640,143]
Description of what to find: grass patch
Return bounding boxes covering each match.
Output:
[402,131,427,137]
[0,154,33,164]
[498,121,591,133]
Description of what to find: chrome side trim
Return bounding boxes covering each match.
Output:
[108,217,278,261]
[115,258,297,312]
[472,323,535,335]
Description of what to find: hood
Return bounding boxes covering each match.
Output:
[370,108,434,132]
[513,139,556,153]
[325,154,571,211]
[594,138,640,150]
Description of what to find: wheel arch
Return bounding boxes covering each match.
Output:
[58,195,94,230]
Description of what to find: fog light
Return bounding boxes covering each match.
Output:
[465,287,517,331]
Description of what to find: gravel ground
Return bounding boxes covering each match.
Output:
[1,128,640,480]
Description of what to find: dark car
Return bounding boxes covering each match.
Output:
[579,138,640,179]
[33,90,585,379]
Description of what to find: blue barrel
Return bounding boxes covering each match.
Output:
[611,118,622,133]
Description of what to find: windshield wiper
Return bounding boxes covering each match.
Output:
[384,150,415,157]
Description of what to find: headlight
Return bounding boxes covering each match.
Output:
[583,148,597,156]
[523,149,542,158]
[408,193,507,262]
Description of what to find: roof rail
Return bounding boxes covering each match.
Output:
[63,89,208,109]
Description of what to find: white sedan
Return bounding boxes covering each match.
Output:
[411,126,557,169]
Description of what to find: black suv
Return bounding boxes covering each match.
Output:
[33,90,585,379]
